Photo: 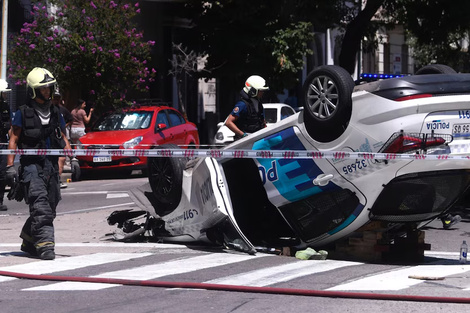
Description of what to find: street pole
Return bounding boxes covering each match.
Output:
[1,0,8,80]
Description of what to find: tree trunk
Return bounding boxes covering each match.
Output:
[339,0,385,74]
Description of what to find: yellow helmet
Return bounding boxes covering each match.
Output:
[26,67,56,100]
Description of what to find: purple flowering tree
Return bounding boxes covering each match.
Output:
[8,0,156,110]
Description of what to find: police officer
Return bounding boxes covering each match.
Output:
[6,68,71,260]
[225,75,269,140]
[0,79,11,211]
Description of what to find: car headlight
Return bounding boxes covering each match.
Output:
[215,132,224,140]
[123,136,143,149]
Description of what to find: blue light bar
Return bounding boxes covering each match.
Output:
[360,73,409,80]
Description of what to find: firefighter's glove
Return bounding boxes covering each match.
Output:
[5,165,16,186]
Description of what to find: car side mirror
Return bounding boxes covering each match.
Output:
[155,123,168,132]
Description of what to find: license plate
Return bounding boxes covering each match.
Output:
[93,156,112,163]
[452,123,470,134]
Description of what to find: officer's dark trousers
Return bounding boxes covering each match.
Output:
[20,158,61,253]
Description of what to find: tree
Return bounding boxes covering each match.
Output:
[8,0,156,111]
[382,0,470,72]
[183,0,342,93]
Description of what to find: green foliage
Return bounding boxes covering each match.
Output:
[267,21,314,87]
[184,0,342,92]
[8,0,156,110]
[382,0,470,71]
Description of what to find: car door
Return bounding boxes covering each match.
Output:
[155,110,173,145]
[166,109,187,145]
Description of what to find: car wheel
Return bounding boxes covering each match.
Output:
[71,161,81,182]
[147,144,185,214]
[302,65,354,142]
[415,64,457,75]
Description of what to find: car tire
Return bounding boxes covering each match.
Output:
[302,65,354,142]
[147,144,185,214]
[415,64,457,75]
[71,161,81,182]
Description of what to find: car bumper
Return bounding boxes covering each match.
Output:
[78,155,148,171]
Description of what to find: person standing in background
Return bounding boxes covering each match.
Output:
[0,79,11,211]
[224,75,269,140]
[53,92,73,188]
[70,99,94,144]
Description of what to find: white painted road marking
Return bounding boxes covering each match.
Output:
[25,253,271,291]
[327,264,470,291]
[0,253,152,283]
[205,259,361,287]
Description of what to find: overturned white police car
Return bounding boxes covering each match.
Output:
[109,64,470,254]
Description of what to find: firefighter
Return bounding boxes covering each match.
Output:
[6,67,71,260]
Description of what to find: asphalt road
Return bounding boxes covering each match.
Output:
[0,174,469,313]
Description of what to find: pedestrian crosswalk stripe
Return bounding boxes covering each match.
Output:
[205,259,361,287]
[327,264,470,291]
[106,193,129,199]
[24,252,271,291]
[0,253,152,284]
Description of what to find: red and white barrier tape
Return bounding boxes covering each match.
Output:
[1,148,469,160]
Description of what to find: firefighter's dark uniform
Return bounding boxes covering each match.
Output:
[230,90,265,139]
[0,98,10,210]
[12,100,66,256]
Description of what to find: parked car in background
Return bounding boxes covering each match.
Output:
[214,103,296,145]
[75,101,199,179]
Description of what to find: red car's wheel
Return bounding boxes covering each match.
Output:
[302,65,354,142]
[147,144,185,215]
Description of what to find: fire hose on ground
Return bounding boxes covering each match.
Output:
[0,270,469,304]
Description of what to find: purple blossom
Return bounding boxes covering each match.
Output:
[98,47,103,52]
[65,66,71,71]
[55,44,61,48]
[29,44,36,49]
[58,12,64,17]
[135,2,139,7]
[136,9,140,13]
[96,73,101,77]
[117,67,122,71]
[90,1,97,9]
[91,48,96,54]
[110,1,117,8]
[114,53,120,58]
[80,46,86,52]
[82,9,86,14]
[123,4,129,10]
[148,41,155,46]
[34,32,40,37]
[47,36,53,41]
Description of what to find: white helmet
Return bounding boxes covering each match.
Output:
[0,79,10,92]
[26,67,56,100]
[243,75,269,97]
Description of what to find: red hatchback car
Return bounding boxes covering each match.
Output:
[76,103,200,176]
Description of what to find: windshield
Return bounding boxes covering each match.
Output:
[92,111,153,131]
